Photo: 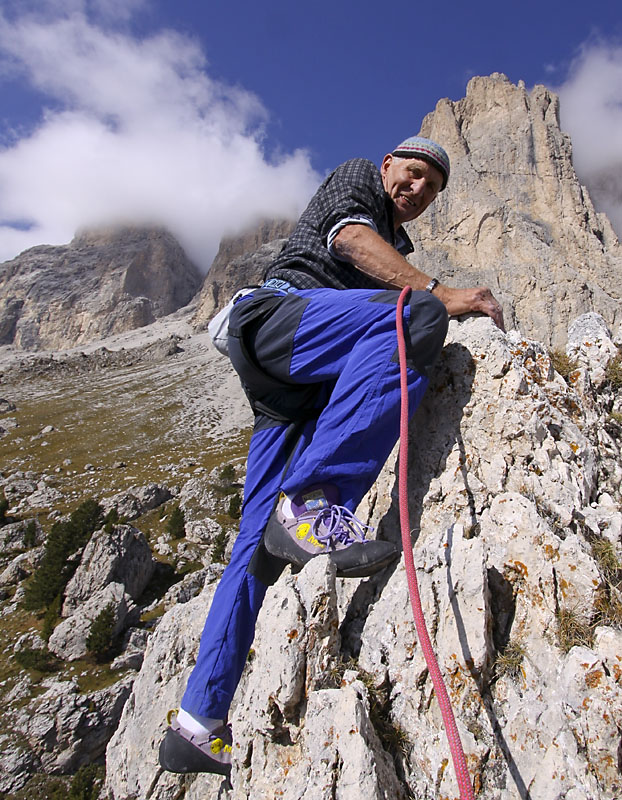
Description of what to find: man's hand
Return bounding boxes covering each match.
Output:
[436,285,505,330]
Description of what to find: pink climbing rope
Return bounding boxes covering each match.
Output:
[396,286,475,800]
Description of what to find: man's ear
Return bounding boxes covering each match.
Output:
[380,153,393,178]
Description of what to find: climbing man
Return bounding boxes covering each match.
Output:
[159,136,504,776]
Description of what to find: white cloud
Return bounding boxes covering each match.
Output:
[556,42,622,238]
[0,10,320,270]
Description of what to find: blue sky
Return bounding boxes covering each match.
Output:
[0,0,620,270]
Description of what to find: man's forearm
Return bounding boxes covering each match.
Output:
[333,224,505,330]
[332,224,431,290]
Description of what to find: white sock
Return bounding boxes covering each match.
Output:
[281,494,295,517]
[177,708,223,736]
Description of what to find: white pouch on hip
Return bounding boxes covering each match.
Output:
[207,287,256,356]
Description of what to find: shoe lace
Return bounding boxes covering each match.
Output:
[301,505,373,546]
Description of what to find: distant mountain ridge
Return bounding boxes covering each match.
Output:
[0,226,202,351]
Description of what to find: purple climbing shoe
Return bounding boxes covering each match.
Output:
[159,713,232,776]
[264,484,398,578]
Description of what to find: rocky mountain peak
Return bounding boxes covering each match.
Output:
[0,225,202,351]
[410,73,621,346]
[193,218,295,326]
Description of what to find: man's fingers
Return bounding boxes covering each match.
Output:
[475,289,504,331]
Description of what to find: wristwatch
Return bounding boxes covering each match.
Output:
[425,278,439,293]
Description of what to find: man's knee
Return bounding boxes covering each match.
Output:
[405,291,449,376]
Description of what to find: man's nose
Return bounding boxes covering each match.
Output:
[410,177,426,196]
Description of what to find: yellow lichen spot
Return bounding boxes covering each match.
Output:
[570,442,579,453]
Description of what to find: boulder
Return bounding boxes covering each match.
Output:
[13,675,133,773]
[62,524,154,616]
[101,483,172,521]
[48,582,135,661]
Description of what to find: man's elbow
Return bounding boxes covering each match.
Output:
[332,224,372,259]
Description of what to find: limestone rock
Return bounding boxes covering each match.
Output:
[17,482,62,511]
[104,577,222,800]
[61,524,155,616]
[13,674,133,773]
[0,226,201,351]
[0,550,39,586]
[101,483,172,521]
[566,312,620,390]
[0,518,44,551]
[0,734,39,793]
[411,74,621,347]
[48,582,135,660]
[110,627,150,671]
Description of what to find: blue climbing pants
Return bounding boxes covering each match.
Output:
[182,287,448,718]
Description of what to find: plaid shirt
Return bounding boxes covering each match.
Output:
[264,158,413,290]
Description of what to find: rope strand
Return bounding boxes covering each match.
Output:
[396,286,475,800]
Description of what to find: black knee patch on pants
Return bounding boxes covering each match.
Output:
[371,289,448,375]
[400,291,448,376]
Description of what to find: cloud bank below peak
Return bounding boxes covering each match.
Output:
[0,10,320,271]
[556,41,622,239]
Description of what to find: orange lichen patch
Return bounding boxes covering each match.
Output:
[287,629,299,640]
[436,757,449,786]
[543,544,558,561]
[612,664,622,684]
[569,442,579,453]
[585,668,603,688]
[509,560,529,579]
[558,577,570,595]
[582,697,592,710]
[569,564,576,571]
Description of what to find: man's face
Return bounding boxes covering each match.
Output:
[380,154,443,227]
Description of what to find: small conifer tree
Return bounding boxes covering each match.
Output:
[227,493,242,519]
[211,529,229,564]
[68,764,105,800]
[23,498,103,611]
[0,492,9,527]
[23,519,37,548]
[86,603,116,661]
[166,504,185,539]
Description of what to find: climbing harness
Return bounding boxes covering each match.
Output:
[396,286,475,800]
